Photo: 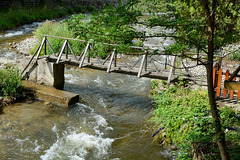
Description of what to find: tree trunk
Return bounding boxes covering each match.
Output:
[205,0,230,159]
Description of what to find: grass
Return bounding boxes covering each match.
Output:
[0,5,84,31]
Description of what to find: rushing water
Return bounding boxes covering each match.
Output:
[0,17,173,160]
[0,67,170,159]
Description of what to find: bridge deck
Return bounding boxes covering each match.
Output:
[44,55,186,80]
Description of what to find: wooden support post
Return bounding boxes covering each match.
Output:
[119,54,130,70]
[216,69,222,97]
[137,54,146,77]
[150,58,159,73]
[165,55,168,69]
[167,55,176,83]
[66,40,68,59]
[46,38,56,56]
[56,40,67,64]
[230,77,236,99]
[131,56,143,69]
[102,53,112,65]
[213,68,217,88]
[67,41,77,60]
[44,36,47,55]
[21,44,41,75]
[88,44,91,63]
[107,50,116,73]
[36,37,46,59]
[228,65,240,81]
[79,43,90,68]
[223,70,229,98]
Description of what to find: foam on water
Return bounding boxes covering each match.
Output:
[41,103,115,160]
[41,131,114,160]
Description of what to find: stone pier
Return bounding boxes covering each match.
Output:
[21,58,64,90]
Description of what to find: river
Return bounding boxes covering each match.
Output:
[0,19,172,160]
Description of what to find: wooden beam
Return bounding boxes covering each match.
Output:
[224,81,240,91]
[227,65,240,81]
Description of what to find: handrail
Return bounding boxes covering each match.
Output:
[43,35,144,50]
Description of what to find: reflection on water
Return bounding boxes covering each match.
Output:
[0,68,170,160]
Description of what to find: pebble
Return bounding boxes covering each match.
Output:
[15,36,37,55]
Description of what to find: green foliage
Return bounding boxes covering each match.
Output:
[63,1,144,58]
[150,81,239,159]
[0,5,84,31]
[31,21,85,56]
[0,66,23,97]
[144,0,240,55]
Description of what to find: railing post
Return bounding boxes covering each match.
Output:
[66,40,68,59]
[216,69,222,97]
[107,49,116,73]
[223,70,229,98]
[137,53,146,77]
[44,36,47,55]
[79,43,90,68]
[56,40,67,64]
[145,53,147,71]
[36,37,46,59]
[230,77,236,99]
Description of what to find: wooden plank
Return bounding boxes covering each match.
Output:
[225,81,240,90]
[145,55,147,71]
[102,53,112,65]
[107,50,115,73]
[79,43,90,68]
[223,70,229,98]
[56,40,67,64]
[228,65,240,81]
[67,41,77,60]
[137,54,146,77]
[131,56,142,69]
[150,58,159,73]
[36,37,46,59]
[119,54,130,70]
[44,36,46,55]
[46,38,56,56]
[65,40,68,59]
[21,44,41,75]
[230,77,236,99]
[216,69,222,97]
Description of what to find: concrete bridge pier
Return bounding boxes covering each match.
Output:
[21,58,64,90]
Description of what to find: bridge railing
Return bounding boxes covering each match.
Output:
[22,35,200,81]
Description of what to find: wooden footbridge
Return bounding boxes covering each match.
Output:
[22,35,184,82]
[21,35,240,101]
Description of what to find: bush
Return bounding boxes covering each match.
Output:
[150,80,240,159]
[30,21,85,56]
[0,5,85,31]
[0,66,23,97]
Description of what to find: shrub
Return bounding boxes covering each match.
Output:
[150,80,240,159]
[31,21,85,56]
[0,66,23,97]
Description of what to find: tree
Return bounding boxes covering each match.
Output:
[141,0,240,159]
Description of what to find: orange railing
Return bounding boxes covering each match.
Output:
[213,68,240,99]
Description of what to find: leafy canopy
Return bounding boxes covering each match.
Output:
[142,0,240,56]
